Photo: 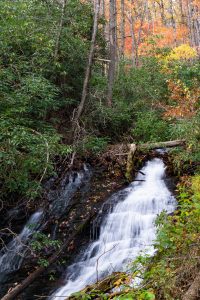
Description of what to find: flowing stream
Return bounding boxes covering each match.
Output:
[0,210,43,283]
[48,164,92,218]
[51,158,176,299]
[0,165,91,289]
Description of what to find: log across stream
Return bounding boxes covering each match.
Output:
[50,158,177,299]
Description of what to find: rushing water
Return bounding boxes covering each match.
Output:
[0,210,43,283]
[0,165,91,288]
[48,164,92,218]
[51,158,176,299]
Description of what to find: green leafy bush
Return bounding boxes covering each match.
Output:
[0,0,97,201]
[114,57,168,107]
[169,113,200,166]
[82,136,109,154]
[0,121,71,199]
[133,111,170,143]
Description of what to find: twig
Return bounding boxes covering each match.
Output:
[96,242,118,283]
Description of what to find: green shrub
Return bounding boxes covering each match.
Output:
[114,57,168,107]
[82,136,109,154]
[132,111,170,143]
[169,114,200,167]
[0,0,97,201]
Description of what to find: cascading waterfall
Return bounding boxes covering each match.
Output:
[51,158,176,299]
[0,165,91,287]
[48,164,92,218]
[0,210,43,283]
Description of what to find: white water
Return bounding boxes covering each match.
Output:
[49,164,92,217]
[51,159,176,299]
[0,210,43,281]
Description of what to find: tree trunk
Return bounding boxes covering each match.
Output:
[71,0,100,139]
[129,13,137,67]
[107,0,117,107]
[179,0,185,24]
[193,4,200,49]
[160,0,166,25]
[136,2,147,66]
[120,0,125,58]
[169,0,177,45]
[187,0,196,47]
[54,0,67,60]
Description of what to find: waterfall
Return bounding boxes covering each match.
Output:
[0,165,91,287]
[51,158,176,299]
[48,164,92,218]
[0,210,43,283]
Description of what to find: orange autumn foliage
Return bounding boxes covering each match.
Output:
[164,79,200,119]
[138,22,188,56]
[104,0,199,58]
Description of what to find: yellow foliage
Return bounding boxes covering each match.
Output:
[192,175,200,194]
[166,44,198,61]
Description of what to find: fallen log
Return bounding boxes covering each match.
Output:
[118,140,186,156]
[125,139,185,181]
[139,139,186,150]
[1,216,93,300]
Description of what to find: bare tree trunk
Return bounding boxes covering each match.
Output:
[129,13,137,67]
[193,4,200,49]
[153,0,157,18]
[146,0,152,35]
[187,0,196,47]
[152,0,157,34]
[100,0,105,33]
[160,0,166,25]
[71,0,100,138]
[136,2,147,65]
[169,0,177,45]
[107,0,117,107]
[54,0,67,60]
[126,1,146,67]
[179,0,185,24]
[120,0,125,58]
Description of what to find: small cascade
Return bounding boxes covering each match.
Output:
[51,158,176,299]
[0,164,92,288]
[48,164,92,217]
[0,210,43,283]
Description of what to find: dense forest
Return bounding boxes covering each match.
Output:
[0,0,200,299]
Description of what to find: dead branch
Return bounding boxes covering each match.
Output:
[96,243,118,282]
